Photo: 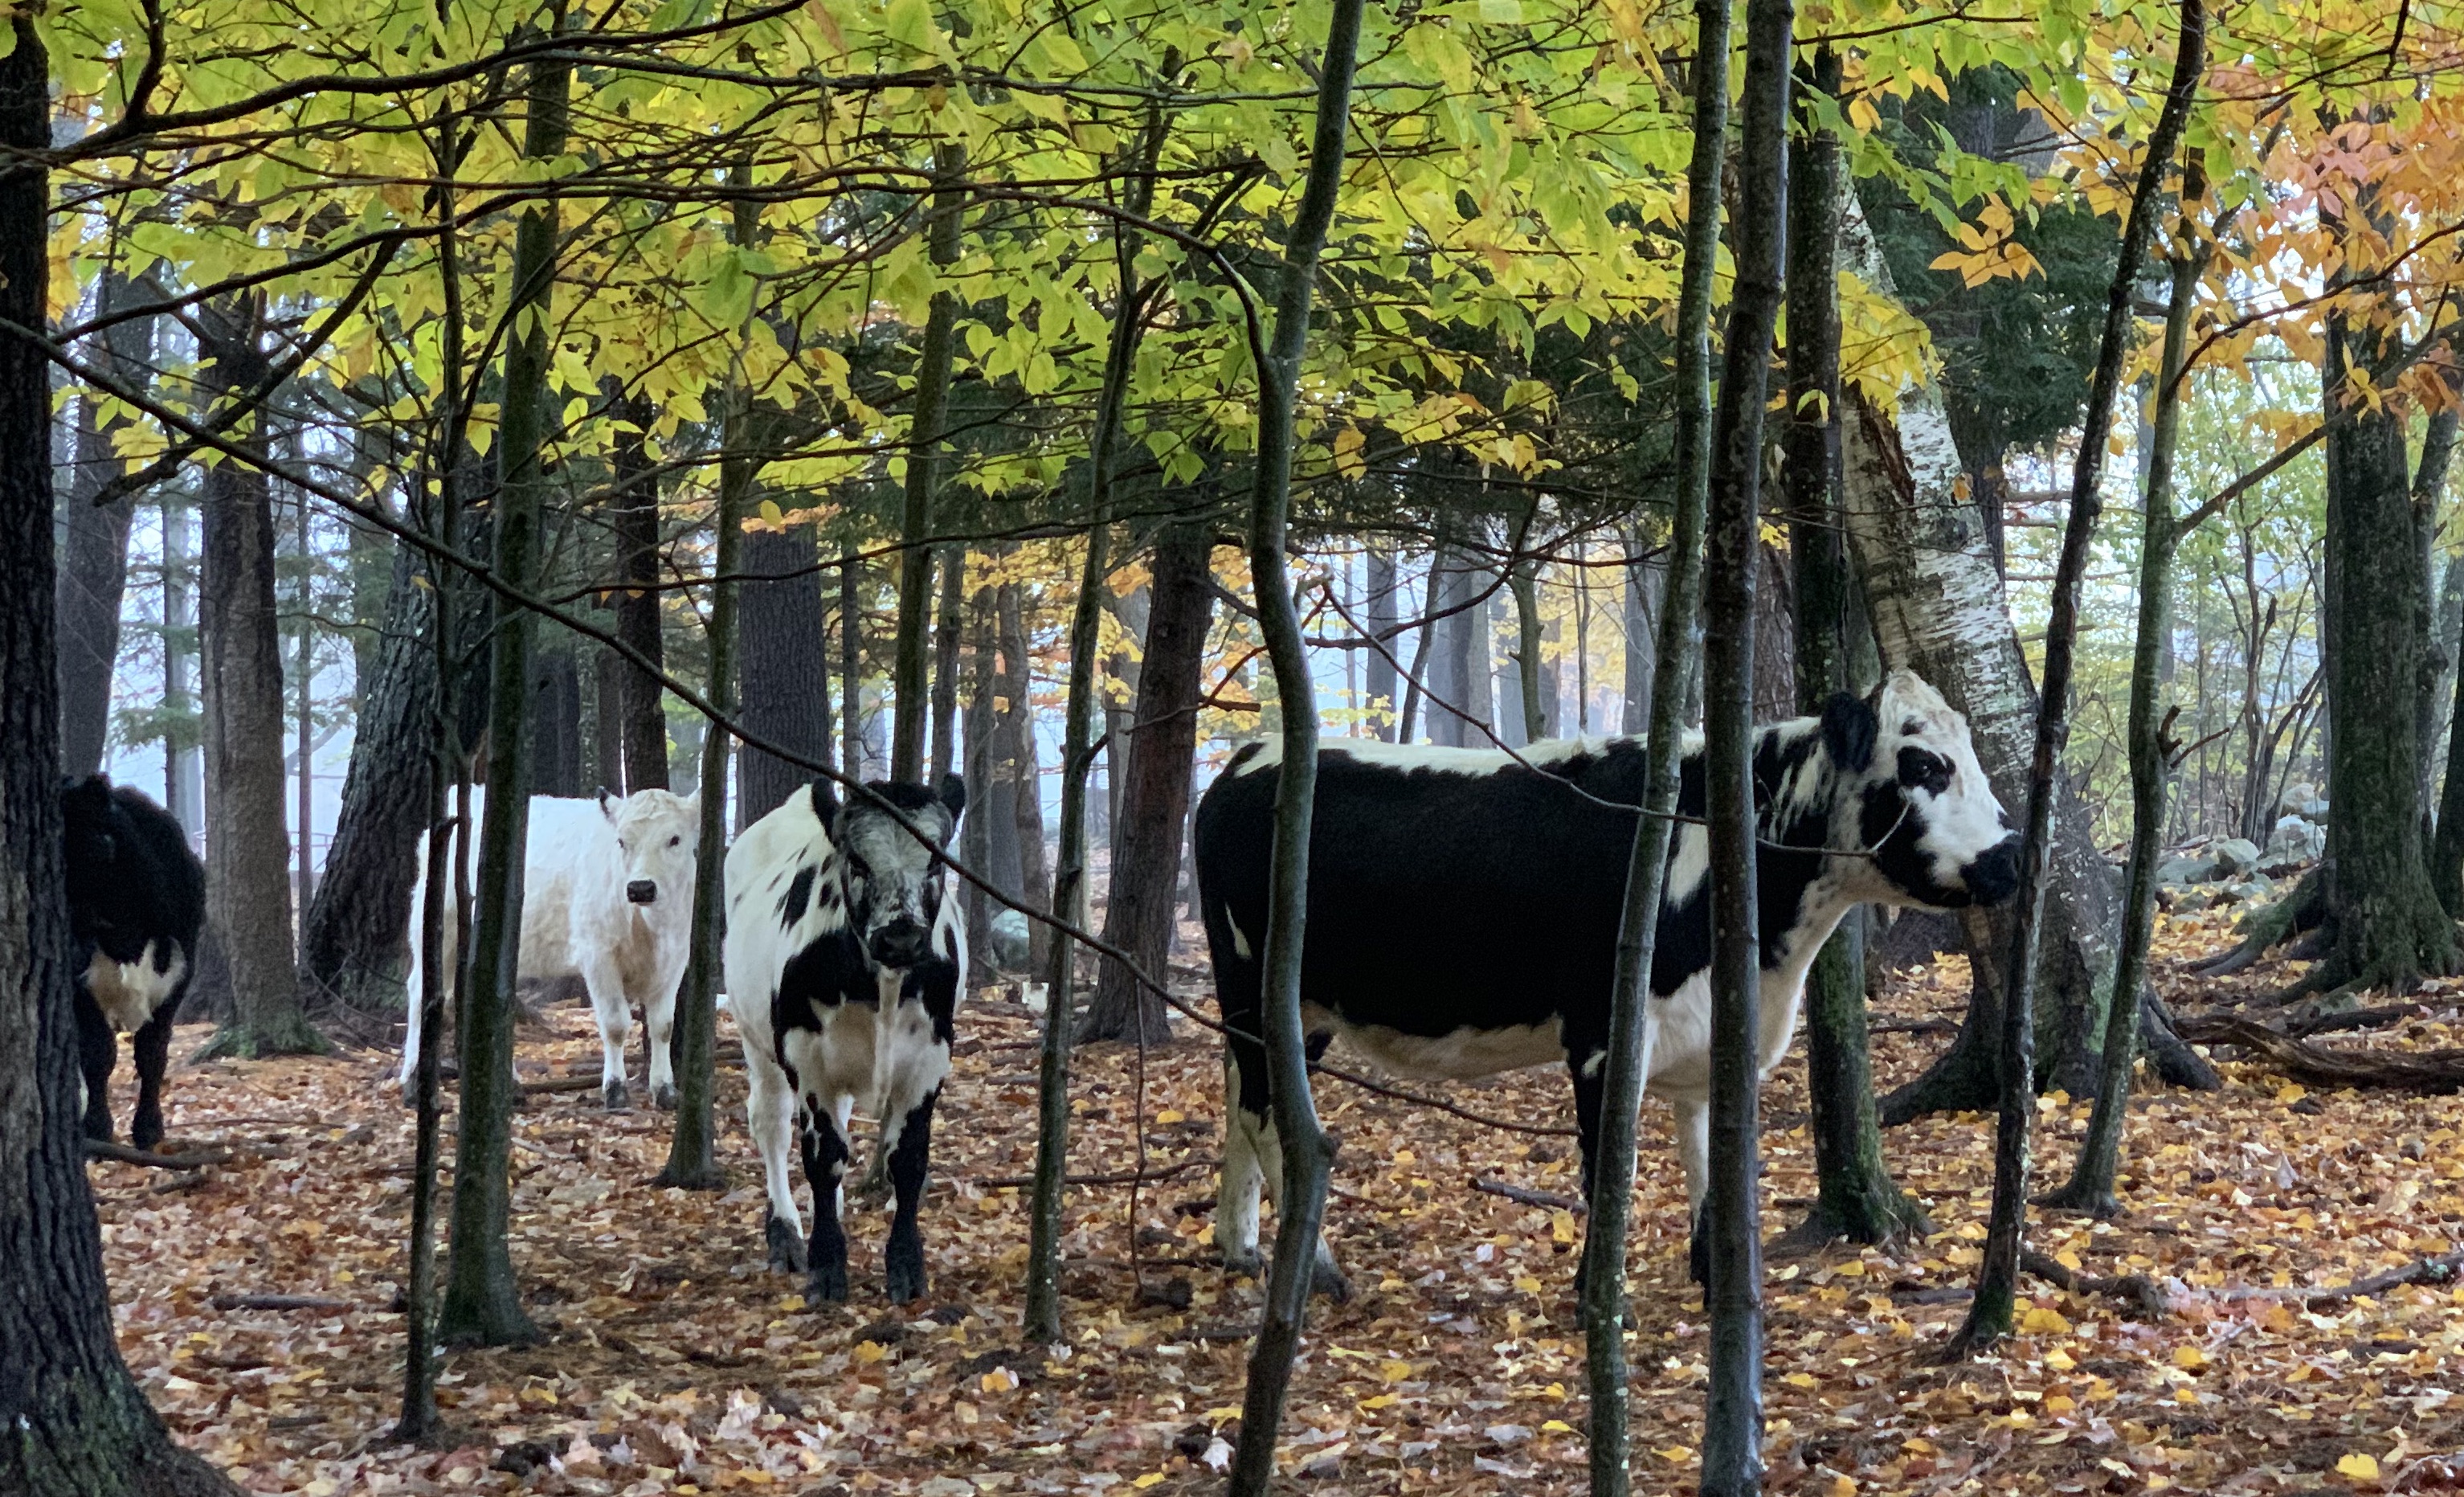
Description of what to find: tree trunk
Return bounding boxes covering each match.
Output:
[932,543,965,784]
[1623,534,1661,735]
[1224,0,1364,1481]
[611,392,668,793]
[591,647,623,793]
[56,268,154,778]
[2314,307,2458,992]
[1366,543,1399,739]
[440,33,570,1349]
[1784,51,1923,1250]
[1836,191,2213,1115]
[0,29,241,1485]
[962,583,1011,959]
[1510,556,1547,743]
[737,522,832,828]
[1086,526,1210,1041]
[1950,0,2203,1357]
[528,643,582,799]
[840,546,865,779]
[299,542,444,1012]
[893,146,966,782]
[1698,2,1791,1482]
[162,494,205,842]
[194,297,322,1060]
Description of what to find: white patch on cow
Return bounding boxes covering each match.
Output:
[1663,824,1710,907]
[1305,1003,1563,1080]
[1214,1072,1267,1267]
[83,942,185,1033]
[1226,913,1253,961]
[398,787,701,1102]
[1228,733,1679,779]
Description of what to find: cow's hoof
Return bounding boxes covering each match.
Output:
[603,1080,631,1111]
[1309,1257,1353,1303]
[766,1216,808,1274]
[1219,1247,1262,1278]
[808,1262,849,1303]
[131,1119,163,1153]
[1688,1229,1711,1288]
[652,1082,678,1111]
[885,1245,927,1305]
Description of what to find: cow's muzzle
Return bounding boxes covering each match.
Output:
[1961,836,2022,906]
[868,918,931,967]
[627,880,659,906]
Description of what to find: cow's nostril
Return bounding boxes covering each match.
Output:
[627,880,658,905]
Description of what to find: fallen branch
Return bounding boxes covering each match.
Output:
[2168,1016,2464,1092]
[2278,1004,2430,1038]
[2021,1248,2168,1320]
[1869,1017,1959,1037]
[976,1157,1212,1190]
[1470,1176,1585,1213]
[2204,1250,2464,1305]
[207,1293,354,1312]
[84,1139,235,1170]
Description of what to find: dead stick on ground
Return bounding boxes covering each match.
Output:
[83,1139,235,1170]
[2169,1015,2464,1091]
[1471,1176,1586,1213]
[2021,1248,2169,1320]
[2201,1250,2464,1305]
[977,1158,1212,1190]
[207,1294,355,1312]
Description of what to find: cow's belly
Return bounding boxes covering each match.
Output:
[1304,1002,1565,1081]
[84,943,185,1033]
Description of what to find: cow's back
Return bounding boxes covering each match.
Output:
[520,796,625,980]
[1196,740,1647,1041]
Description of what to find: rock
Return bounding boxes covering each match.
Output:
[2266,815,2326,866]
[987,909,1032,970]
[2213,838,2262,877]
[2156,854,2217,886]
[2279,782,2329,821]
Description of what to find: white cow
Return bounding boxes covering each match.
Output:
[398,787,701,1110]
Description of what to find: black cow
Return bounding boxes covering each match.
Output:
[725,776,968,1304]
[63,775,206,1151]
[1194,670,2021,1291]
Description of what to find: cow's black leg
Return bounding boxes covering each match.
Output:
[883,1084,939,1304]
[129,992,182,1152]
[1565,1040,1608,1307]
[799,1102,853,1303]
[76,990,116,1143]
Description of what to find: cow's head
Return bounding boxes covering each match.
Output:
[815,774,966,969]
[599,787,701,907]
[1823,671,2020,910]
[61,774,152,963]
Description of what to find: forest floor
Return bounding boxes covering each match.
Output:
[91,905,2464,1495]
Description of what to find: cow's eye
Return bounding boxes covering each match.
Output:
[1898,747,1951,796]
[668,835,680,847]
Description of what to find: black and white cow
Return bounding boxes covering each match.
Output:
[726,776,968,1304]
[1194,669,2021,1290]
[63,775,206,1151]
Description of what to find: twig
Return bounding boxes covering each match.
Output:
[1471,1176,1586,1213]
[83,1139,235,1170]
[207,1293,355,1312]
[2021,1249,2168,1320]
[1870,1018,1960,1037]
[977,1157,1211,1190]
[2205,1250,2464,1305]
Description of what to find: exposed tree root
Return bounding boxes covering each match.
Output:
[2189,865,2327,976]
[1469,1176,1585,1213]
[2021,1247,2168,1320]
[2170,1014,2464,1092]
[2201,1250,2464,1305]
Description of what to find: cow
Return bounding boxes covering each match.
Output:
[63,775,206,1151]
[1193,669,2021,1293]
[725,775,966,1305]
[398,786,701,1110]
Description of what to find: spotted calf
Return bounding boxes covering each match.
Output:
[63,775,206,1151]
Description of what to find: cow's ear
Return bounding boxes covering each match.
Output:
[597,787,620,820]
[808,779,843,828]
[937,772,967,821]
[1821,692,1878,775]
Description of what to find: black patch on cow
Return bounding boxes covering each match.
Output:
[1898,746,1951,797]
[1821,692,1877,775]
[781,865,818,926]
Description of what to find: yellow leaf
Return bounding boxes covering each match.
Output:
[1358,1393,1400,1410]
[1551,1209,1577,1245]
[1543,1420,1575,1434]
[1830,1478,1857,1497]
[2055,1249,2083,1271]
[2338,1453,2381,1480]
[1654,1445,1695,1462]
[2021,1307,2073,1335]
[2172,1345,2208,1371]
[2045,1347,2077,1372]
[1514,1276,1543,1294]
[1203,1405,1243,1422]
[2276,1084,2307,1103]
[1784,1372,1819,1389]
[1133,1475,1167,1489]
[1155,1110,1184,1125]
[853,1340,887,1365]
[980,1367,1019,1393]
[1380,1360,1415,1383]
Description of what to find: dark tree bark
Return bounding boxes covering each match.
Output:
[1751,542,1798,721]
[440,35,570,1350]
[737,523,832,828]
[1622,534,1661,736]
[1950,0,2204,1357]
[1365,542,1399,739]
[1224,0,1365,1483]
[2311,305,2458,992]
[1698,2,1791,1484]
[932,542,965,784]
[1784,49,1924,1250]
[1086,526,1210,1042]
[611,391,668,793]
[1510,555,1547,743]
[56,268,155,778]
[1000,581,1052,975]
[893,146,965,782]
[528,643,583,799]
[840,545,865,779]
[194,297,322,1060]
[591,646,624,793]
[0,27,242,1487]
[298,542,444,1011]
[962,583,1012,959]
